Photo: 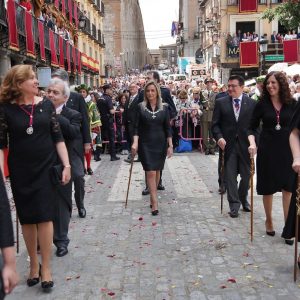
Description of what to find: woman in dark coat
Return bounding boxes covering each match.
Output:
[0,65,71,291]
[248,71,296,241]
[131,80,173,215]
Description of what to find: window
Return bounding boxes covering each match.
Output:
[83,43,86,53]
[172,49,175,55]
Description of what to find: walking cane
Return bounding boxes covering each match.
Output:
[220,150,225,214]
[250,156,255,242]
[16,213,19,253]
[294,175,300,281]
[125,157,134,209]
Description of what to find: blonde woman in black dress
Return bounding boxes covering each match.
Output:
[131,80,173,215]
[0,65,71,292]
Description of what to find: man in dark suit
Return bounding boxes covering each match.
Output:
[51,69,90,218]
[271,31,277,43]
[0,176,18,298]
[138,71,177,194]
[123,82,140,163]
[47,78,84,257]
[212,75,257,218]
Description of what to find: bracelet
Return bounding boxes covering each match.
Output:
[64,165,71,168]
[168,145,173,148]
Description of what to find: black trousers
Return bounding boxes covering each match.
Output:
[74,175,85,210]
[102,121,116,157]
[53,181,72,248]
[225,143,250,212]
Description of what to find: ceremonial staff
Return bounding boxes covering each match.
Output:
[125,157,134,209]
[294,175,300,281]
[250,156,255,242]
[220,150,225,214]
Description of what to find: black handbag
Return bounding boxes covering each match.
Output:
[50,164,63,185]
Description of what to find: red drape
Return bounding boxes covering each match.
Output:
[24,11,35,58]
[54,0,59,9]
[7,0,19,51]
[78,50,82,74]
[239,0,257,13]
[49,30,59,67]
[72,45,76,72]
[66,42,71,72]
[59,36,64,68]
[74,2,78,28]
[62,0,66,16]
[283,40,300,63]
[240,41,259,68]
[69,0,73,23]
[38,20,45,61]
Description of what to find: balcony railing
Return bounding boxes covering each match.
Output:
[227,0,281,5]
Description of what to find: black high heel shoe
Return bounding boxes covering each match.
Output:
[41,280,54,293]
[27,263,41,287]
[266,230,275,236]
[151,210,159,216]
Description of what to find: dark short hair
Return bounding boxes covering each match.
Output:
[152,71,160,83]
[228,75,245,86]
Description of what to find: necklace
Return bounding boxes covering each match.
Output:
[145,107,161,119]
[272,103,282,131]
[19,100,35,135]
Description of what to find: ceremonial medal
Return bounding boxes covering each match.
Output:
[275,124,281,130]
[19,100,35,135]
[26,126,33,135]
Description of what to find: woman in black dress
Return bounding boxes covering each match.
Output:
[0,65,71,291]
[131,80,173,215]
[248,71,296,242]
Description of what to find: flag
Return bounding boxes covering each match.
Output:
[283,40,300,63]
[240,41,259,68]
[25,11,35,58]
[7,0,19,51]
[239,0,257,13]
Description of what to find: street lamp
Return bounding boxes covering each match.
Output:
[259,34,268,75]
[78,14,87,29]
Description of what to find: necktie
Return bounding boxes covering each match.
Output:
[234,98,240,111]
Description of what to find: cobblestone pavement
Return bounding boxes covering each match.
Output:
[6,152,300,300]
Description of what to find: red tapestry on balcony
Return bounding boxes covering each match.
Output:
[54,0,59,9]
[74,2,78,28]
[239,0,257,13]
[24,11,35,58]
[7,0,19,51]
[77,50,82,74]
[62,0,66,16]
[49,30,59,67]
[72,45,76,72]
[69,0,73,23]
[240,41,259,68]
[66,42,71,72]
[59,36,64,68]
[38,21,45,61]
[283,40,300,63]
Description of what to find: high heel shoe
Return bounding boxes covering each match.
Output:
[27,263,41,287]
[41,280,54,293]
[266,230,275,236]
[151,210,159,216]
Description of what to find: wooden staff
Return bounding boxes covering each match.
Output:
[16,213,19,253]
[220,150,225,214]
[125,158,134,209]
[250,156,255,242]
[294,175,300,281]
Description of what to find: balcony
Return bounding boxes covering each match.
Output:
[100,2,105,16]
[97,29,105,48]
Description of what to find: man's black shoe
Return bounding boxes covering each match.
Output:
[243,205,251,212]
[229,210,239,218]
[157,183,165,190]
[124,158,132,163]
[56,247,68,257]
[87,168,93,175]
[94,156,101,162]
[209,149,215,155]
[205,149,210,155]
[78,208,86,218]
[111,156,120,161]
[142,187,149,196]
[218,187,226,194]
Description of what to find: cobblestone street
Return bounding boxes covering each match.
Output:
[7,152,300,300]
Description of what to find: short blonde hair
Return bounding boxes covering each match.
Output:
[0,65,35,103]
[142,80,163,110]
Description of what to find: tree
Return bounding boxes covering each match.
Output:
[262,0,300,30]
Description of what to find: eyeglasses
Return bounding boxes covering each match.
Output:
[228,84,240,88]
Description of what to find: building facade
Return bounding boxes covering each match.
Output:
[102,0,149,76]
[159,44,178,69]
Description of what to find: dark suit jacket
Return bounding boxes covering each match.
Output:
[57,106,84,179]
[123,94,139,127]
[66,92,91,145]
[211,95,257,161]
[271,34,277,43]
[138,86,177,119]
[0,175,14,249]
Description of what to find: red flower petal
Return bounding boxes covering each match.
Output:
[138,217,143,221]
[108,292,115,296]
[227,278,236,283]
[220,284,227,289]
[152,222,157,226]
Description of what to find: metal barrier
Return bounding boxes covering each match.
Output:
[177,108,203,152]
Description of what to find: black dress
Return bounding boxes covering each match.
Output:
[248,99,296,195]
[135,103,172,171]
[0,99,64,225]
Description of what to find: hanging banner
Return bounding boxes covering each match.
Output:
[72,45,76,72]
[49,30,59,67]
[68,0,73,23]
[239,0,257,13]
[7,0,19,51]
[62,0,66,16]
[54,0,59,9]
[38,20,46,61]
[66,42,71,72]
[240,41,259,68]
[78,50,82,74]
[25,11,35,58]
[283,40,300,63]
[74,2,78,28]
[59,36,64,68]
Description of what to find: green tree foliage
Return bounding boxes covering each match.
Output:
[262,0,300,30]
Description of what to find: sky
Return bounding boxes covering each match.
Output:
[139,0,179,49]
